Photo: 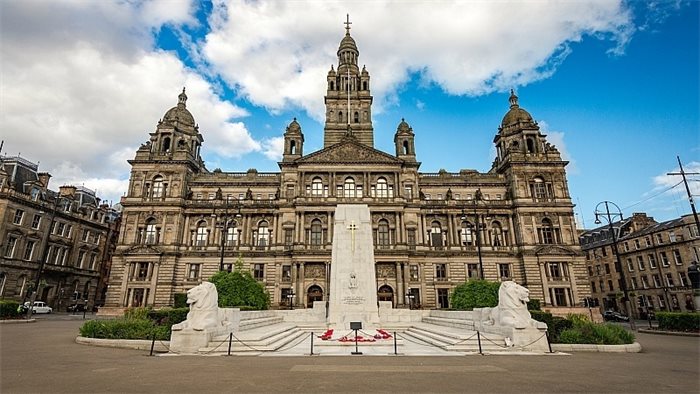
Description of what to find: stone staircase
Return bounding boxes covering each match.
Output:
[401,322,507,352]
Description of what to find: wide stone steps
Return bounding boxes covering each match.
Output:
[204,323,307,354]
[422,316,475,330]
[238,315,285,331]
[402,324,506,352]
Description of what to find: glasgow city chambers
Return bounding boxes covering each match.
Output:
[102,24,589,313]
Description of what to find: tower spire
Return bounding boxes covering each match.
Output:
[344,14,352,35]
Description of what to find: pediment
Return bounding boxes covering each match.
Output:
[533,245,578,256]
[296,140,402,165]
[123,245,163,255]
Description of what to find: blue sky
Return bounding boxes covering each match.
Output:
[1,0,698,226]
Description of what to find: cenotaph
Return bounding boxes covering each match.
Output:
[327,204,380,329]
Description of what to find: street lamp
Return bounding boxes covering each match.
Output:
[215,196,242,272]
[594,201,636,330]
[461,188,485,280]
[286,290,296,310]
[405,291,415,310]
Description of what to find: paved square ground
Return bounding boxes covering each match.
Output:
[1,316,698,393]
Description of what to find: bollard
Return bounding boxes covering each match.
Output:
[149,331,156,356]
[393,332,398,355]
[228,332,233,356]
[545,331,553,353]
[476,331,483,355]
[310,332,314,355]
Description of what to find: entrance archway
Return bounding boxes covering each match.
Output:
[307,285,323,308]
[377,285,394,304]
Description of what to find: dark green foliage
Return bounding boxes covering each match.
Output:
[558,319,635,345]
[0,300,21,318]
[147,307,188,326]
[449,280,500,310]
[530,311,573,342]
[79,307,188,340]
[656,312,700,332]
[174,293,188,308]
[527,299,541,311]
[210,270,270,310]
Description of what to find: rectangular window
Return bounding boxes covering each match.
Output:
[634,239,640,250]
[188,264,201,280]
[657,295,666,309]
[88,254,97,270]
[595,265,601,275]
[435,264,447,280]
[637,256,645,271]
[64,224,72,238]
[587,266,593,276]
[407,230,416,250]
[673,250,683,265]
[630,277,638,290]
[498,263,511,280]
[604,264,611,274]
[4,237,17,258]
[652,274,661,288]
[601,247,607,257]
[409,265,419,281]
[641,275,649,289]
[77,250,85,268]
[82,229,90,242]
[284,229,293,250]
[645,237,651,247]
[678,272,689,287]
[281,265,292,282]
[404,185,413,200]
[660,251,670,266]
[137,262,149,279]
[553,288,568,306]
[12,209,24,225]
[608,280,614,291]
[599,281,605,292]
[23,240,36,261]
[437,288,449,308]
[665,273,674,287]
[31,214,41,229]
[591,281,596,293]
[627,258,634,272]
[253,264,265,280]
[466,263,479,279]
[648,254,657,268]
[669,232,676,242]
[225,227,238,247]
[656,233,664,244]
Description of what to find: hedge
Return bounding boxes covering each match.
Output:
[210,270,270,310]
[530,311,573,342]
[0,300,21,319]
[558,317,635,345]
[79,307,188,341]
[450,280,500,310]
[656,312,700,332]
[174,293,188,308]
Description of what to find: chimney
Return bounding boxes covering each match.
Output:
[37,172,51,190]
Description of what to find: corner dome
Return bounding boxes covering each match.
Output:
[285,117,302,134]
[501,90,534,127]
[396,118,413,135]
[162,88,195,127]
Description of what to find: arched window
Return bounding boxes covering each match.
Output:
[311,177,323,196]
[329,81,335,90]
[83,282,91,302]
[162,137,171,152]
[530,176,551,201]
[343,178,356,198]
[310,219,323,245]
[538,218,555,244]
[430,221,444,248]
[491,221,504,247]
[362,81,368,90]
[403,140,409,155]
[290,140,296,155]
[225,222,238,246]
[195,221,208,246]
[354,112,359,123]
[145,218,157,244]
[376,177,388,198]
[460,221,474,245]
[338,111,343,123]
[526,138,535,153]
[377,219,390,248]
[256,221,269,247]
[152,176,164,198]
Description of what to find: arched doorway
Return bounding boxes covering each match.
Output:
[378,285,394,304]
[307,285,323,308]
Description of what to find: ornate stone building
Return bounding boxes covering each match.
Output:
[102,24,588,312]
[580,213,700,318]
[0,155,119,310]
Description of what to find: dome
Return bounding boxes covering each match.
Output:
[162,88,195,127]
[285,117,302,134]
[396,118,413,135]
[501,90,534,127]
[338,33,358,54]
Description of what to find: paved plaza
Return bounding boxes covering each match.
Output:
[1,316,698,393]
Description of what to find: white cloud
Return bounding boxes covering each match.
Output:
[202,0,633,120]
[261,136,285,161]
[0,0,260,205]
[537,121,577,174]
[653,161,700,197]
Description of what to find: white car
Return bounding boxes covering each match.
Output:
[22,301,52,314]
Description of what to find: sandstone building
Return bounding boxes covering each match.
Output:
[0,155,120,310]
[580,213,699,318]
[103,23,588,312]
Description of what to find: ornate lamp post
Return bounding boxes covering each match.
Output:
[286,290,296,310]
[215,196,242,272]
[594,201,636,330]
[461,188,485,279]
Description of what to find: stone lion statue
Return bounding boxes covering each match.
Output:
[171,282,221,331]
[484,281,541,329]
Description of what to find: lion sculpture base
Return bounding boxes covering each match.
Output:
[170,282,237,354]
[473,281,548,352]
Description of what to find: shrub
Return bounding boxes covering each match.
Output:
[79,319,168,340]
[147,307,188,326]
[527,299,541,311]
[174,293,188,308]
[530,311,573,342]
[450,280,500,310]
[656,312,700,332]
[210,270,270,310]
[123,307,150,320]
[558,322,634,345]
[0,300,21,319]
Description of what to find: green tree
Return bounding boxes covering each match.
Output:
[210,259,270,310]
[450,280,500,310]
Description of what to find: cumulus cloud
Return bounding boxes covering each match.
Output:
[537,121,577,174]
[261,136,285,161]
[653,161,700,196]
[202,0,633,120]
[0,0,259,205]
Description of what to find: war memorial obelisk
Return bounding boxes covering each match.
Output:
[328,204,380,329]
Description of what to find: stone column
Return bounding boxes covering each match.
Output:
[298,263,305,307]
[148,262,159,305]
[396,262,404,304]
[539,263,551,305]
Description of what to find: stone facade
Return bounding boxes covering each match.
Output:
[0,155,120,310]
[102,24,588,313]
[580,213,700,318]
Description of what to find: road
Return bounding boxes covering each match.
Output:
[1,317,698,393]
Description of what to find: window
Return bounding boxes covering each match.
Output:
[375,177,389,198]
[669,231,676,242]
[595,265,601,275]
[491,221,504,246]
[634,239,640,250]
[88,254,97,270]
[77,250,86,268]
[599,281,605,292]
[660,251,670,266]
[538,218,558,244]
[188,264,201,280]
[310,219,323,246]
[547,262,568,280]
[678,272,689,287]
[587,266,593,276]
[529,177,552,200]
[256,221,270,248]
[648,254,657,268]
[435,264,447,280]
[226,225,239,247]
[553,288,568,306]
[623,242,629,252]
[31,214,41,229]
[460,221,474,245]
[4,237,17,258]
[377,220,390,248]
[645,237,651,247]
[656,233,664,244]
[641,275,649,289]
[591,282,597,292]
[56,222,65,236]
[652,274,661,288]
[630,277,638,290]
[282,265,292,282]
[64,224,72,237]
[430,222,444,248]
[407,230,416,250]
[195,221,208,246]
[23,240,36,261]
[673,250,683,265]
[665,273,674,287]
[152,176,164,198]
[82,229,90,242]
[627,258,634,272]
[466,263,479,279]
[437,288,449,309]
[498,263,511,280]
[13,209,24,225]
[409,265,419,281]
[253,264,265,280]
[145,219,157,244]
[604,264,611,274]
[404,185,413,200]
[658,295,666,309]
[136,262,149,279]
[311,177,323,196]
[284,229,293,249]
[343,178,356,198]
[637,256,645,271]
[608,280,614,291]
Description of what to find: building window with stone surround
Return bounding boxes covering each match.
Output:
[12,209,24,225]
[660,251,670,266]
[648,254,657,268]
[537,218,559,244]
[23,240,36,261]
[673,249,683,265]
[282,265,292,282]
[498,263,511,280]
[552,288,568,306]
[377,219,390,249]
[136,262,149,280]
[529,177,553,201]
[253,264,265,281]
[374,177,390,198]
[430,221,444,249]
[409,265,419,281]
[284,229,293,250]
[151,176,165,199]
[435,263,447,281]
[460,221,474,246]
[226,225,239,247]
[4,236,18,258]
[407,230,416,250]
[311,177,324,197]
[546,262,568,281]
[665,273,674,287]
[491,221,504,246]
[437,288,449,309]
[188,264,201,280]
[466,263,479,279]
[256,221,270,249]
[194,221,208,247]
[145,219,158,244]
[310,219,323,247]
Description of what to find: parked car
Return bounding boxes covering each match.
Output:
[19,301,52,314]
[603,310,629,322]
[67,303,86,313]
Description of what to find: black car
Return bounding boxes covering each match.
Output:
[603,310,629,322]
[67,304,86,312]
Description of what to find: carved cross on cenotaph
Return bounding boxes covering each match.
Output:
[347,220,357,252]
